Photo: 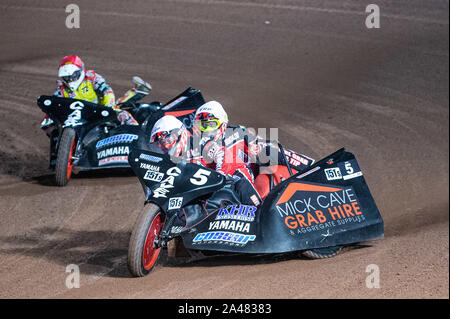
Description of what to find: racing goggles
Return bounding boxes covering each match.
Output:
[198,119,221,132]
[61,69,82,85]
[151,129,179,149]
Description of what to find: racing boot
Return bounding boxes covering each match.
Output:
[180,184,242,230]
[179,203,205,230]
[233,170,263,207]
[204,184,241,212]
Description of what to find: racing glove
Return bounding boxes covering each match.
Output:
[117,110,138,126]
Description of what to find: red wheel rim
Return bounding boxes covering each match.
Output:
[66,139,76,180]
[142,213,163,270]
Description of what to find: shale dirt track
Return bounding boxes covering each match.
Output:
[0,0,448,299]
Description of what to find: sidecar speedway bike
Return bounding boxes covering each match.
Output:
[36,86,205,186]
[126,140,384,277]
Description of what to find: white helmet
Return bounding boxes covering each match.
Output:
[58,55,85,92]
[194,101,228,141]
[150,115,188,156]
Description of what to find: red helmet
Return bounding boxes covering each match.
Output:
[58,55,86,91]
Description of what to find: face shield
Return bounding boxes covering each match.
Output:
[151,127,185,152]
[61,69,82,86]
[58,63,84,91]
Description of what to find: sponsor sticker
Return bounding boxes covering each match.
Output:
[161,96,187,110]
[153,167,181,198]
[99,156,128,166]
[297,166,320,179]
[224,131,240,146]
[285,149,311,166]
[143,170,164,182]
[97,146,129,160]
[276,182,366,235]
[209,220,251,233]
[139,153,163,163]
[70,101,84,110]
[216,205,257,222]
[192,231,256,245]
[96,134,138,148]
[168,197,183,210]
[250,194,260,206]
[324,167,342,180]
[140,163,160,171]
[64,109,82,127]
[343,171,363,180]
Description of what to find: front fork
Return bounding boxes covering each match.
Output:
[47,127,60,169]
[46,125,81,170]
[152,208,185,249]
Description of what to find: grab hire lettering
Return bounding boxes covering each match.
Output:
[153,167,181,198]
[97,146,129,160]
[277,188,365,230]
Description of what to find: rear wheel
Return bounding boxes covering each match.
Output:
[54,128,77,186]
[128,203,164,277]
[302,245,343,259]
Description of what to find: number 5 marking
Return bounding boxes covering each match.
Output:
[345,162,354,174]
[190,168,211,185]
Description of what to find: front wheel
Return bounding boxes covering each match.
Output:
[128,203,164,277]
[54,128,77,186]
[302,245,344,259]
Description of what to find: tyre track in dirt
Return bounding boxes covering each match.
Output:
[0,0,447,298]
